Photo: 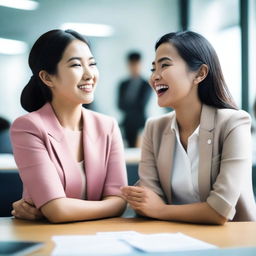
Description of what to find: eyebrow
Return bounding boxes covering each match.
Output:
[67,56,95,63]
[152,57,173,66]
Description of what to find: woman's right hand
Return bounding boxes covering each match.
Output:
[12,199,43,220]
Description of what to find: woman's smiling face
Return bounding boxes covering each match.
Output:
[149,42,197,109]
[48,39,99,106]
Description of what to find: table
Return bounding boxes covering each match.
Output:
[0,217,256,255]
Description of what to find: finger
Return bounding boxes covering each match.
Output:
[128,186,145,193]
[22,202,39,215]
[12,199,24,209]
[12,200,40,220]
[126,195,144,202]
[22,202,43,218]
[25,198,35,206]
[12,209,38,220]
[121,187,144,197]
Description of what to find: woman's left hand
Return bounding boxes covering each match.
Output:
[121,186,166,219]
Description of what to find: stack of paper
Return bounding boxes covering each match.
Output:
[52,235,133,255]
[120,232,217,252]
[52,231,217,255]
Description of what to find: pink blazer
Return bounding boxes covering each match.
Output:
[11,103,127,208]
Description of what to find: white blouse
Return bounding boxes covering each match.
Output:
[171,117,200,204]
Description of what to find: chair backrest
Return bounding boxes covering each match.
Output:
[0,169,22,217]
[0,130,13,153]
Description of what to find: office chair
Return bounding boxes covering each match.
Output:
[0,170,22,217]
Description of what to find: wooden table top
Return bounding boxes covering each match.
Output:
[1,217,256,255]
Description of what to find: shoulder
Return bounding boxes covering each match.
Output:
[11,110,42,131]
[215,108,251,128]
[145,111,175,133]
[141,78,150,86]
[119,78,130,87]
[11,104,51,135]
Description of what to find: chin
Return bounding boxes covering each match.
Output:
[83,95,94,104]
[158,101,169,108]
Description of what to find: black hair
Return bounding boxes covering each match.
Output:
[127,51,141,62]
[155,31,237,110]
[21,29,89,112]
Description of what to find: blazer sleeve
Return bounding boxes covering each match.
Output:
[10,116,66,208]
[138,119,167,200]
[206,110,252,220]
[102,119,128,197]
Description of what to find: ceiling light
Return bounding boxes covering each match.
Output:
[60,23,114,37]
[0,0,39,10]
[0,38,28,55]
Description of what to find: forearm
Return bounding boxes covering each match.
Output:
[156,202,227,225]
[41,196,126,223]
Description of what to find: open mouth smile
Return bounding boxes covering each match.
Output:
[155,84,169,96]
[78,84,94,93]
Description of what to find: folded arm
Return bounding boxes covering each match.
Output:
[121,186,226,225]
[13,196,126,223]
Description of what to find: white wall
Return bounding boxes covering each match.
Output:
[0,0,179,123]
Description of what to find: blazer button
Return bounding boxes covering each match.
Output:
[207,139,212,144]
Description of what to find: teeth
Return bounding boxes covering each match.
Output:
[156,85,169,92]
[78,85,92,89]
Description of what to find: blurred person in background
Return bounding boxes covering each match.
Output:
[117,51,151,147]
[0,117,12,153]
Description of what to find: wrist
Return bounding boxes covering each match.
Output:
[154,203,168,220]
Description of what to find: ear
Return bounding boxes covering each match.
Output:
[194,64,209,85]
[38,70,54,88]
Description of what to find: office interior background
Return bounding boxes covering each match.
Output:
[0,0,255,137]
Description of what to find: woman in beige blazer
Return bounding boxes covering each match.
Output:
[121,31,256,224]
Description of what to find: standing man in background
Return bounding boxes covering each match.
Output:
[118,52,151,147]
[0,117,12,153]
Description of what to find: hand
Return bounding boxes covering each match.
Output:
[12,199,43,220]
[121,186,166,219]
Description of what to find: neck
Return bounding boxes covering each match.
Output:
[175,100,202,134]
[50,100,83,131]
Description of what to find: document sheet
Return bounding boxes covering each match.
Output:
[52,231,217,255]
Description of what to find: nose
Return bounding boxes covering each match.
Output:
[82,66,94,80]
[150,70,161,86]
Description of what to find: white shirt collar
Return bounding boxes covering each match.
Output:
[170,114,200,137]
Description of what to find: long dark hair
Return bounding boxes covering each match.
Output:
[21,29,89,112]
[155,31,237,109]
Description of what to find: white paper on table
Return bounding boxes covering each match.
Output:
[51,235,133,255]
[120,232,217,252]
[96,231,140,239]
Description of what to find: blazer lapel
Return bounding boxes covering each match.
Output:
[38,103,83,198]
[157,117,176,203]
[198,104,216,201]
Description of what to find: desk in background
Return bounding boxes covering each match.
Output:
[0,217,256,255]
[0,153,17,170]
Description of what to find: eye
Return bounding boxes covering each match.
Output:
[89,62,97,66]
[161,63,170,68]
[150,68,155,72]
[70,63,81,67]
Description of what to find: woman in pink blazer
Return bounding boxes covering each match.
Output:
[11,29,127,223]
[121,31,256,224]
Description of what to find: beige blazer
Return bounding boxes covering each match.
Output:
[139,104,256,221]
